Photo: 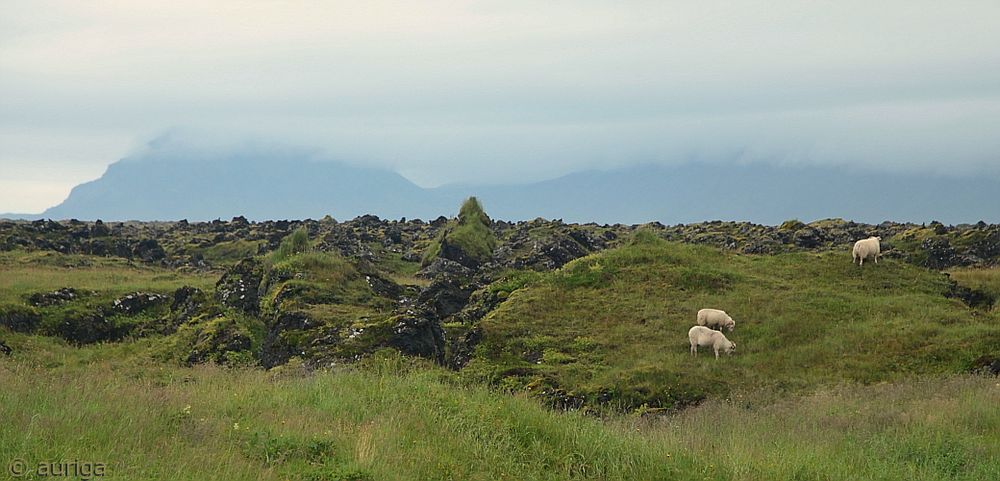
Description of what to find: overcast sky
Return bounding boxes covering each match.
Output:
[2,1,1000,213]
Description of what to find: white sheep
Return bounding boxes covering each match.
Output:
[852,236,881,266]
[688,326,736,359]
[697,308,736,332]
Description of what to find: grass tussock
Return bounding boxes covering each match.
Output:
[270,227,312,264]
[422,197,497,266]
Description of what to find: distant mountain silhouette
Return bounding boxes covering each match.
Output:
[451,163,1000,224]
[8,143,454,222]
[3,143,998,224]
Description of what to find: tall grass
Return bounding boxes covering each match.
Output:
[1,343,997,481]
[270,227,312,263]
[0,350,706,481]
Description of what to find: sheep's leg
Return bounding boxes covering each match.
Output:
[714,348,720,359]
[690,343,696,356]
[874,253,879,264]
[859,256,864,267]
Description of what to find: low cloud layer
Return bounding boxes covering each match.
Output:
[2,1,999,212]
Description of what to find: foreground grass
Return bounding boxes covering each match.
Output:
[1,340,998,481]
[650,376,1000,481]
[0,344,705,481]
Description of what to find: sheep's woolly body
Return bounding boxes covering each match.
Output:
[696,308,735,332]
[853,236,882,266]
[688,325,736,359]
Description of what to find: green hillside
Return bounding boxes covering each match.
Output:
[468,231,1000,410]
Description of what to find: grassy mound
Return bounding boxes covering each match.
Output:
[422,197,497,267]
[467,231,1000,409]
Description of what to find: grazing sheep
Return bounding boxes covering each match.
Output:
[688,326,736,359]
[852,236,882,266]
[697,308,736,332]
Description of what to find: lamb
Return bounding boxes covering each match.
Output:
[688,326,736,359]
[696,308,736,332]
[852,236,882,266]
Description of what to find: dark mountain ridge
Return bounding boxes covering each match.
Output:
[3,145,998,224]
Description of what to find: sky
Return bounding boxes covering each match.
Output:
[2,1,1000,213]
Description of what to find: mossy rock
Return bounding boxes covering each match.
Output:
[0,303,41,333]
[422,197,497,268]
[175,315,260,365]
[38,304,128,344]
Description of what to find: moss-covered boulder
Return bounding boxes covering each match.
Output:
[422,197,497,269]
[27,287,82,307]
[0,303,41,333]
[40,305,124,344]
[216,258,265,314]
[169,314,261,366]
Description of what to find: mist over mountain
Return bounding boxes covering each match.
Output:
[3,144,998,224]
[459,163,1000,225]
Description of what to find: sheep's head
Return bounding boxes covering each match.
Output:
[727,342,736,355]
[726,321,735,332]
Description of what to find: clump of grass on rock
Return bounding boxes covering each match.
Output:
[422,197,497,268]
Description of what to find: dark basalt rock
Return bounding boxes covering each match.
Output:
[417,276,477,319]
[506,233,590,270]
[28,287,80,307]
[261,310,313,368]
[567,228,607,251]
[365,273,403,300]
[1,217,998,272]
[436,236,482,269]
[49,309,122,345]
[387,312,446,363]
[792,227,824,248]
[455,288,504,324]
[112,292,169,315]
[132,238,167,262]
[0,304,40,333]
[447,326,482,369]
[922,237,958,269]
[945,281,995,310]
[90,219,111,237]
[417,257,473,278]
[0,340,11,356]
[216,258,264,314]
[171,286,206,320]
[185,317,254,365]
[971,355,1000,376]
[230,216,250,228]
